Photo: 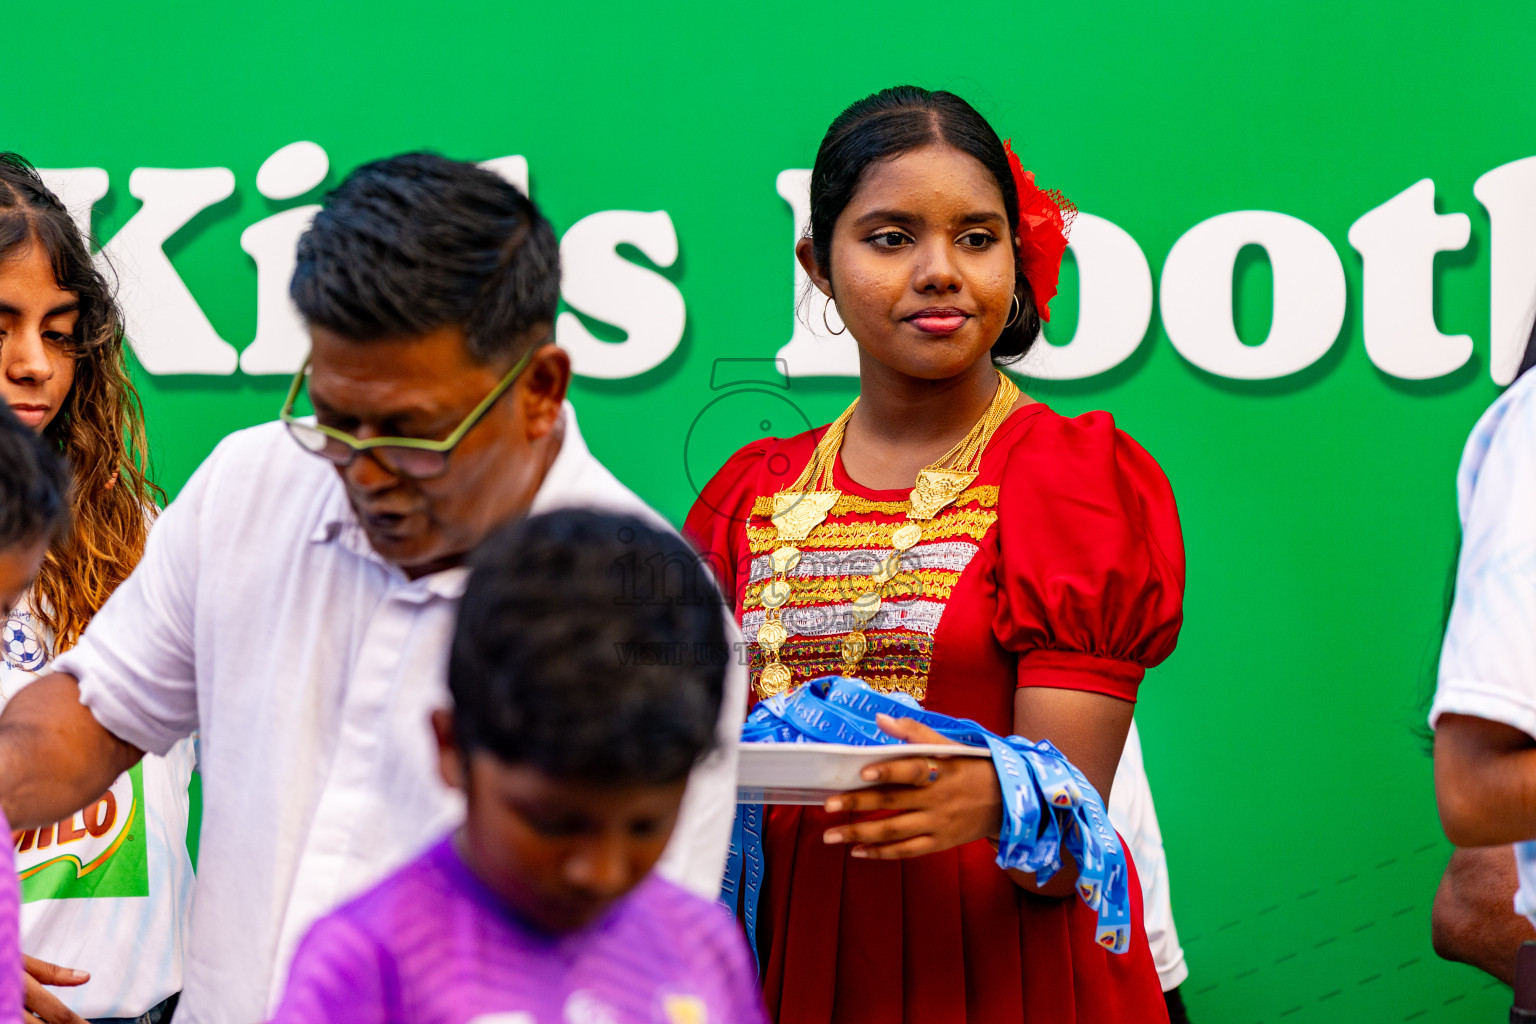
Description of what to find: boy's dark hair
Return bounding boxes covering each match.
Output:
[808,86,1040,364]
[290,152,560,365]
[449,509,728,785]
[0,404,70,550]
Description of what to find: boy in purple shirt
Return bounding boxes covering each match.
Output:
[0,405,72,1022]
[270,510,765,1024]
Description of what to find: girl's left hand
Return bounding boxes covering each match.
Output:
[821,712,1003,859]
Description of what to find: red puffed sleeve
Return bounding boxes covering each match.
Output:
[992,410,1185,703]
[684,438,775,607]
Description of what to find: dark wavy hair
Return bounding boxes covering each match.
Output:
[0,153,163,650]
[807,86,1039,364]
[291,151,561,365]
[449,510,727,785]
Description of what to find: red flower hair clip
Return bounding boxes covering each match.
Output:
[1003,139,1076,322]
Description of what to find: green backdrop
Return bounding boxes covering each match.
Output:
[11,1,1534,1018]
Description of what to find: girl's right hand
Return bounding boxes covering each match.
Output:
[23,954,89,1024]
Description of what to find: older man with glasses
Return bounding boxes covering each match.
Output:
[0,152,745,1024]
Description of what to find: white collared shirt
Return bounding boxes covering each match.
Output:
[1432,369,1536,925]
[55,404,745,1024]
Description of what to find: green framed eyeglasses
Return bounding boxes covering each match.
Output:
[278,348,533,480]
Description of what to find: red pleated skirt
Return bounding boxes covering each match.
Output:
[757,805,1170,1024]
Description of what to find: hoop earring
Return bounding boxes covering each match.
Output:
[822,296,847,336]
[1003,293,1021,329]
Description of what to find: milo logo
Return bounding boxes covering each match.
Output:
[12,764,148,901]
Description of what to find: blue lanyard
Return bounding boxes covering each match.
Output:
[723,676,1132,965]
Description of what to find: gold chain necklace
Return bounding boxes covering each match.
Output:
[755,370,1020,697]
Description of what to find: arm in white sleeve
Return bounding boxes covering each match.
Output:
[1433,377,1536,845]
[1433,378,1536,737]
[654,613,747,899]
[1109,720,1189,992]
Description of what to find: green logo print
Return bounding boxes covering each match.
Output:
[14,764,148,901]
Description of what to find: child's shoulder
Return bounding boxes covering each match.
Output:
[273,841,465,1024]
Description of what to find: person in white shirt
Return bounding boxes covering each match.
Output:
[0,403,71,1024]
[0,152,193,1024]
[0,152,746,1024]
[1431,326,1536,985]
[1109,721,1191,1018]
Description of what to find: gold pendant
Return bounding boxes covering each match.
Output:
[841,630,868,667]
[908,469,977,520]
[756,619,787,651]
[769,546,802,575]
[851,591,881,626]
[761,580,792,609]
[772,491,840,542]
[872,550,902,585]
[760,662,793,696]
[891,522,923,551]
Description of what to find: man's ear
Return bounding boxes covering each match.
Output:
[432,708,466,791]
[796,237,832,299]
[515,340,571,442]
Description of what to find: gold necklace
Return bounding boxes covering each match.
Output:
[756,370,1020,697]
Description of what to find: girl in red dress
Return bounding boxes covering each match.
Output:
[685,86,1185,1023]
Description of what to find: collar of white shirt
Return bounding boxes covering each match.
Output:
[301,400,658,601]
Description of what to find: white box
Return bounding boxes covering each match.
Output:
[737,742,991,805]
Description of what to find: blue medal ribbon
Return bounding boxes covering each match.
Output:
[726,676,1133,965]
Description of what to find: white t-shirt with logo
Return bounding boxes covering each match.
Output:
[0,598,196,1019]
[1431,368,1536,926]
